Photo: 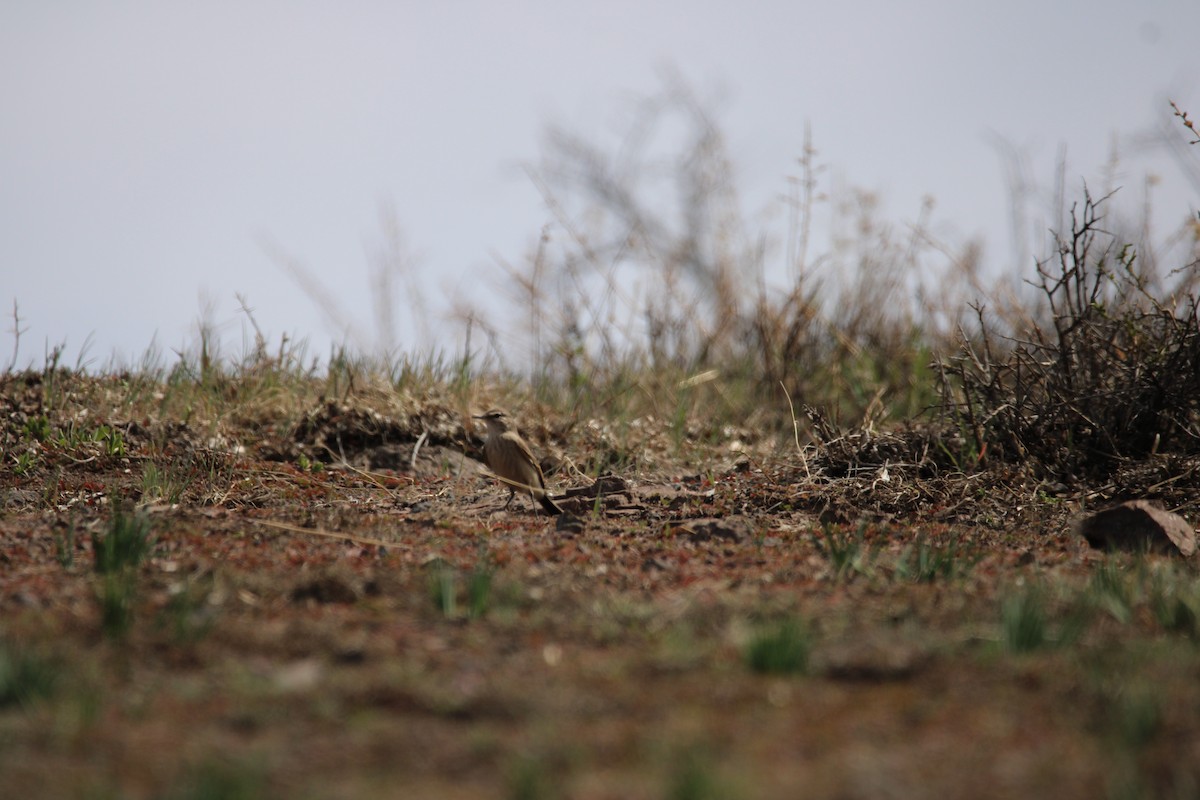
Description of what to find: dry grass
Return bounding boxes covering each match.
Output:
[3,364,1200,798]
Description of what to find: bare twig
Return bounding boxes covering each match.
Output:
[7,299,28,373]
[780,381,810,480]
[1171,100,1200,145]
[410,430,428,471]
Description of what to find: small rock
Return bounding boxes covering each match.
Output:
[273,659,323,692]
[334,646,367,665]
[365,444,409,471]
[555,513,585,535]
[290,572,360,604]
[675,517,752,544]
[1077,500,1196,557]
[816,635,928,681]
[563,474,631,499]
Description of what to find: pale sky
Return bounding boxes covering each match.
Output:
[2,1,1197,369]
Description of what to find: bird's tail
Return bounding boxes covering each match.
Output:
[539,493,564,516]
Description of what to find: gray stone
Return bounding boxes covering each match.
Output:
[1077,500,1196,556]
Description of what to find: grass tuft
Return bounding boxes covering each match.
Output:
[165,759,264,800]
[427,559,458,618]
[53,518,77,569]
[1148,568,1200,637]
[1001,583,1091,653]
[745,618,810,675]
[91,506,152,638]
[668,748,723,800]
[92,505,153,574]
[467,557,494,620]
[813,523,876,581]
[1088,558,1136,624]
[0,641,59,708]
[1002,586,1048,653]
[142,461,193,504]
[506,754,552,800]
[896,533,977,583]
[98,572,137,639]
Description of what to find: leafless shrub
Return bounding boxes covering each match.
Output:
[940,188,1200,480]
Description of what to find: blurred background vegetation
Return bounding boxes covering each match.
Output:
[5,86,1199,484]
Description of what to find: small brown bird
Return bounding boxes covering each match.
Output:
[474,408,563,515]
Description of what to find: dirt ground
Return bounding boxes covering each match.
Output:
[2,374,1199,799]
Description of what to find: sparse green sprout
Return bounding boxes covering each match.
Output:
[427,558,458,618]
[814,523,875,580]
[1154,594,1198,636]
[467,559,494,620]
[141,462,164,500]
[296,453,323,473]
[21,414,51,442]
[12,450,36,476]
[1056,601,1093,648]
[141,461,192,504]
[1148,570,1200,637]
[94,425,126,457]
[1000,583,1090,653]
[166,759,265,800]
[50,422,81,449]
[506,754,550,800]
[53,520,76,569]
[42,466,61,507]
[669,748,721,800]
[425,552,496,620]
[92,506,153,574]
[1002,586,1047,653]
[98,572,137,638]
[745,618,810,675]
[1114,687,1163,749]
[1088,559,1135,624]
[896,533,976,583]
[0,641,59,708]
[91,506,152,638]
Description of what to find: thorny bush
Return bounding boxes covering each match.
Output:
[940,189,1200,481]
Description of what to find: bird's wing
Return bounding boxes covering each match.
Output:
[502,431,537,463]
